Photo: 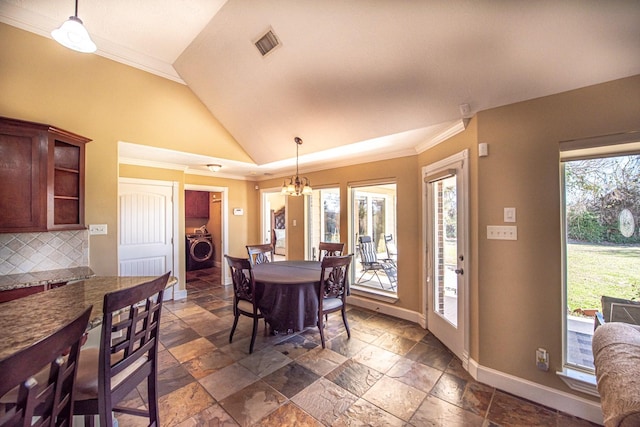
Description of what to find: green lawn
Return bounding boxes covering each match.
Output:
[567,242,640,312]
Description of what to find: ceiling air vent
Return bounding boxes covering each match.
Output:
[254,29,280,57]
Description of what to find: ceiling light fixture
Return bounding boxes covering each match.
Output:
[51,0,96,53]
[281,137,312,196]
[207,164,222,172]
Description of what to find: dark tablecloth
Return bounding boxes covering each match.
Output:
[253,261,321,333]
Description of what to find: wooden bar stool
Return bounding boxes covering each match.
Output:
[0,305,92,427]
[73,272,170,427]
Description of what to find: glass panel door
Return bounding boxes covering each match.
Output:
[432,175,458,326]
[425,150,468,363]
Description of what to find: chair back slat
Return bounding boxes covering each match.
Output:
[226,255,257,304]
[100,272,169,398]
[0,306,92,427]
[320,255,352,299]
[246,244,274,265]
[318,242,345,261]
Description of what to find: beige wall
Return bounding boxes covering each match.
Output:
[472,75,640,391]
[0,24,251,276]
[414,75,640,392]
[4,21,640,405]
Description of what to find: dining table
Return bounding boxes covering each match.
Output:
[252,260,322,334]
[0,275,177,363]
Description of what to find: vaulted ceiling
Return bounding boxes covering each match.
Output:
[2,0,639,178]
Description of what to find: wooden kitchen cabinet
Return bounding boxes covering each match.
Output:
[185,190,210,218]
[0,117,91,233]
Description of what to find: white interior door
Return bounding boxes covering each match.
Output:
[119,179,175,276]
[424,150,469,365]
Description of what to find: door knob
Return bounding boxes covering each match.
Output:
[455,268,464,275]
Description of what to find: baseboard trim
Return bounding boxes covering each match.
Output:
[173,287,188,301]
[470,359,603,425]
[346,295,423,324]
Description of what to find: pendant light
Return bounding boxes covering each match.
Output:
[51,0,97,53]
[281,137,312,196]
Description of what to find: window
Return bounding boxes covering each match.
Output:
[561,136,640,377]
[350,182,397,294]
[306,187,340,260]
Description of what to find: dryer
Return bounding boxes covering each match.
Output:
[186,233,214,271]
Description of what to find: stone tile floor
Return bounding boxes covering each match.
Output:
[115,267,599,426]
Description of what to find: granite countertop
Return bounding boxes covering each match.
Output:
[0,266,96,291]
[0,275,178,362]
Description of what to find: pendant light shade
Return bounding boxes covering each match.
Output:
[281,137,312,196]
[51,0,96,53]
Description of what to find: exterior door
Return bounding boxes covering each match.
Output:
[424,150,469,364]
[118,179,175,277]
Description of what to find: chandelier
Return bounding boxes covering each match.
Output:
[281,137,312,196]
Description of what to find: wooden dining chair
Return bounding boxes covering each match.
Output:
[226,255,266,354]
[317,254,353,348]
[246,244,274,266]
[0,305,92,427]
[73,272,170,427]
[318,242,345,260]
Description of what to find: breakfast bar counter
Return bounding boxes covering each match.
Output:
[0,275,177,362]
[0,266,96,291]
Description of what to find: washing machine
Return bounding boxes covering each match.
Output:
[186,233,215,271]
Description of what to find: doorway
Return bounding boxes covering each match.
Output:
[261,188,286,260]
[184,184,229,285]
[423,150,469,365]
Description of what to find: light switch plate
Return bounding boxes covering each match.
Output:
[487,225,517,240]
[504,207,516,222]
[89,224,107,235]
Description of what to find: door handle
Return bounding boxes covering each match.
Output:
[455,268,464,275]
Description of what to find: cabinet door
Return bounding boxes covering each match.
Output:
[0,122,47,232]
[0,117,90,233]
[48,130,88,230]
[185,190,210,218]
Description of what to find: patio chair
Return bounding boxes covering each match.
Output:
[595,295,640,329]
[383,234,397,266]
[318,242,345,260]
[357,235,397,290]
[246,244,274,266]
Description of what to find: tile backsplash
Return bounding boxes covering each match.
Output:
[0,230,89,275]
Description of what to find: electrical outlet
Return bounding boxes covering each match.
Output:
[536,348,549,371]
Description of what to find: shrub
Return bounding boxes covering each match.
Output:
[568,210,604,242]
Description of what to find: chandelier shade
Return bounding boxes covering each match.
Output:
[281,137,312,196]
[51,0,96,53]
